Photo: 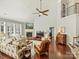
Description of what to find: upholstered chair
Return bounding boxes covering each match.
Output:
[34,39,50,55]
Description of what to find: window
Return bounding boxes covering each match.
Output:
[0,21,4,32]
[0,20,23,37]
[76,3,79,14]
[1,25,4,32]
[15,24,20,34]
[61,3,79,17]
[62,4,66,17]
[7,23,14,36]
[67,5,75,16]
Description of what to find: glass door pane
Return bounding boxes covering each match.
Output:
[0,21,4,32]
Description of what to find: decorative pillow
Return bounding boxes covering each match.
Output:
[2,37,16,45]
[14,34,21,40]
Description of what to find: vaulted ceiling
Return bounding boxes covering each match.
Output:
[0,0,57,22]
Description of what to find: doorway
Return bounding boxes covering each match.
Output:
[49,27,54,42]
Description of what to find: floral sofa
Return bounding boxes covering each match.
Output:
[0,36,31,59]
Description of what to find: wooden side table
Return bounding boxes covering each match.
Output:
[56,33,67,45]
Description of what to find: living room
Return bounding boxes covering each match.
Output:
[0,0,79,59]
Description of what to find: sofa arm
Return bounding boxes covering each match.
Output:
[6,44,23,59]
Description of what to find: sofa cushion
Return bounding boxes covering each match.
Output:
[2,37,16,45]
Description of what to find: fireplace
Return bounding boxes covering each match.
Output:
[26,32,32,37]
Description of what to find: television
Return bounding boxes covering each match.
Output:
[36,31,44,37]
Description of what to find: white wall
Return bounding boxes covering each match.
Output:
[34,0,57,36]
[0,0,39,22]
[57,0,77,44]
[58,15,76,44]
[76,14,79,36]
[76,14,79,42]
[0,0,58,37]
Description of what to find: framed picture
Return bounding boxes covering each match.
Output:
[26,23,33,29]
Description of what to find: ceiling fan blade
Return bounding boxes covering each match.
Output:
[36,8,42,13]
[36,8,40,12]
[42,9,49,12]
[36,8,39,11]
[32,13,39,14]
[42,13,48,16]
[39,14,41,17]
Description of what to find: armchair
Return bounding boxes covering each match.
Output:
[34,39,50,55]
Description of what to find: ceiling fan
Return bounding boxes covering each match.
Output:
[33,0,49,17]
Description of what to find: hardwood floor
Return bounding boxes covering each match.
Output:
[0,43,76,59]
